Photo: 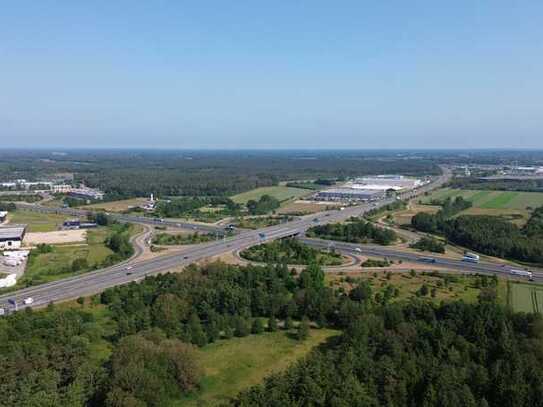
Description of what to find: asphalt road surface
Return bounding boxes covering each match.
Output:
[299,237,542,282]
[1,170,452,310]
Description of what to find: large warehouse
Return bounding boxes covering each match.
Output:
[351,175,423,191]
[315,188,385,202]
[0,225,27,250]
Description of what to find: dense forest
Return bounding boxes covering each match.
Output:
[412,200,543,264]
[230,299,543,406]
[307,217,398,245]
[0,150,439,198]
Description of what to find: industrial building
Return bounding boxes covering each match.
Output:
[0,225,27,250]
[315,188,385,202]
[68,187,104,201]
[351,175,423,191]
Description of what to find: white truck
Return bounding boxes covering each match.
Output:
[509,269,533,280]
[462,252,480,263]
[23,297,34,305]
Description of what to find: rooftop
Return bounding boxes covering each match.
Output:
[0,225,26,240]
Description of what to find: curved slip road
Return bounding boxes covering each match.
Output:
[299,237,542,281]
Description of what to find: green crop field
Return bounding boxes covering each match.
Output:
[508,282,543,314]
[422,188,543,211]
[178,328,339,407]
[7,210,67,232]
[231,186,310,204]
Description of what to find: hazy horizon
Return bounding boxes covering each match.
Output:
[2,1,542,149]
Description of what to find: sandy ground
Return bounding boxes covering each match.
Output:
[24,230,87,245]
[278,200,342,215]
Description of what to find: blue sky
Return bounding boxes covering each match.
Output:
[1,1,542,149]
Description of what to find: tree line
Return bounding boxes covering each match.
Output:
[412,199,543,264]
[449,177,543,193]
[411,196,472,233]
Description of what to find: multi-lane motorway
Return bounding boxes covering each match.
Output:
[1,169,458,310]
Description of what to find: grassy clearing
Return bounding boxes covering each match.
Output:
[7,210,67,232]
[178,329,339,407]
[508,282,543,313]
[231,186,310,205]
[19,227,114,286]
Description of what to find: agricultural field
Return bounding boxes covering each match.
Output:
[7,209,68,232]
[84,197,148,213]
[231,186,310,205]
[508,282,543,314]
[178,328,339,407]
[421,188,543,210]
[420,188,543,224]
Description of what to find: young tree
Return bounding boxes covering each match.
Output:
[268,316,278,332]
[251,318,265,334]
[297,317,310,341]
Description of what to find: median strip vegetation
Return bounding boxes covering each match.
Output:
[240,238,344,266]
[306,217,398,245]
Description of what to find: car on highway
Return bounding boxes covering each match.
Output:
[419,257,437,263]
[354,248,362,253]
[184,255,189,259]
[125,266,133,275]
[23,297,34,305]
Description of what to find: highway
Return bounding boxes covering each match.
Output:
[0,169,452,310]
[14,202,228,234]
[299,237,543,282]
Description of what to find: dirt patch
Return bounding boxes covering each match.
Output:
[24,230,87,245]
[278,200,341,215]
